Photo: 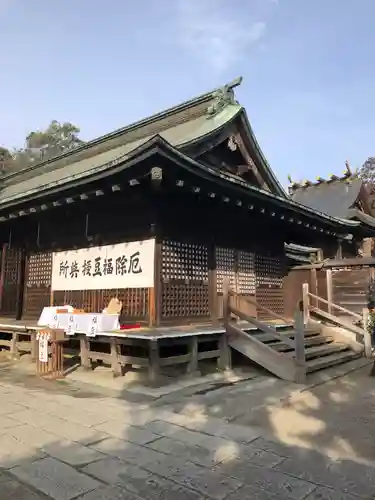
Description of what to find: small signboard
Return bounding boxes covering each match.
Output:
[66,314,75,336]
[88,315,99,337]
[38,336,49,363]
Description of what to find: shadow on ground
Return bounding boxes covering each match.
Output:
[1,356,375,498]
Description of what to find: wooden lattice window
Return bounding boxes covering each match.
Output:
[27,252,52,287]
[216,247,236,292]
[162,240,208,281]
[161,240,209,319]
[255,254,283,287]
[255,253,284,319]
[4,248,22,286]
[238,250,255,294]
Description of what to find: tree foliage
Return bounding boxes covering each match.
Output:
[0,146,14,175]
[359,157,375,183]
[1,120,83,177]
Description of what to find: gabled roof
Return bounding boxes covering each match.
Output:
[288,167,375,234]
[1,77,287,204]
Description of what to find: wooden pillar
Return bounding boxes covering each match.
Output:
[302,282,310,325]
[10,332,19,358]
[187,336,199,375]
[0,243,6,312]
[16,249,26,320]
[336,241,343,259]
[79,336,92,370]
[208,243,218,324]
[326,269,333,315]
[218,333,231,372]
[31,332,37,361]
[153,239,162,327]
[110,337,122,377]
[294,309,306,383]
[148,338,160,385]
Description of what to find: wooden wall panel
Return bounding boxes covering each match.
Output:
[0,246,23,317]
[160,239,209,322]
[23,251,52,319]
[331,268,370,316]
[283,269,311,319]
[52,288,149,322]
[255,254,284,320]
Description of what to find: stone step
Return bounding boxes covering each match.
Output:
[306,350,360,373]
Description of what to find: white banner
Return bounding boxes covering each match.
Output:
[51,239,155,291]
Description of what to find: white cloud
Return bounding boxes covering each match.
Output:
[173,0,273,73]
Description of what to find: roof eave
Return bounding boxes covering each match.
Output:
[0,138,362,233]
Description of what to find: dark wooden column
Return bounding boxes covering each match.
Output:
[208,243,218,324]
[0,243,7,312]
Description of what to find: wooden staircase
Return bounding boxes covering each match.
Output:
[224,282,370,383]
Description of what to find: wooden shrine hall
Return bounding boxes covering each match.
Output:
[0,77,372,330]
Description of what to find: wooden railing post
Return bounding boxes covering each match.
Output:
[326,269,333,315]
[294,309,306,382]
[302,283,310,325]
[363,308,373,359]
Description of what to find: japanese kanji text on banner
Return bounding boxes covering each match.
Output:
[51,239,155,291]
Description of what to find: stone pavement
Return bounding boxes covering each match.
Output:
[0,363,375,499]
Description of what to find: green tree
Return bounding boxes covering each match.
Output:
[24,120,83,162]
[1,120,84,177]
[359,157,375,183]
[0,146,15,175]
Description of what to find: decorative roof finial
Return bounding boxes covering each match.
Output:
[206,77,242,116]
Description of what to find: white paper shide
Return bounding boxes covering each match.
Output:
[51,239,155,291]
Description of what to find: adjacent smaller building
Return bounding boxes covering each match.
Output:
[288,163,375,258]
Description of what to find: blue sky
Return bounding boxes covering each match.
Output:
[0,0,374,186]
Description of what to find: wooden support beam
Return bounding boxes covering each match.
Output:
[148,339,160,386]
[79,337,92,370]
[218,333,232,372]
[110,337,122,377]
[187,337,199,375]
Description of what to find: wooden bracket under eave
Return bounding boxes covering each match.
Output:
[232,132,271,192]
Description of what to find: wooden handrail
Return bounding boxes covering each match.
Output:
[228,291,289,324]
[229,306,295,348]
[307,291,362,321]
[223,280,306,375]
